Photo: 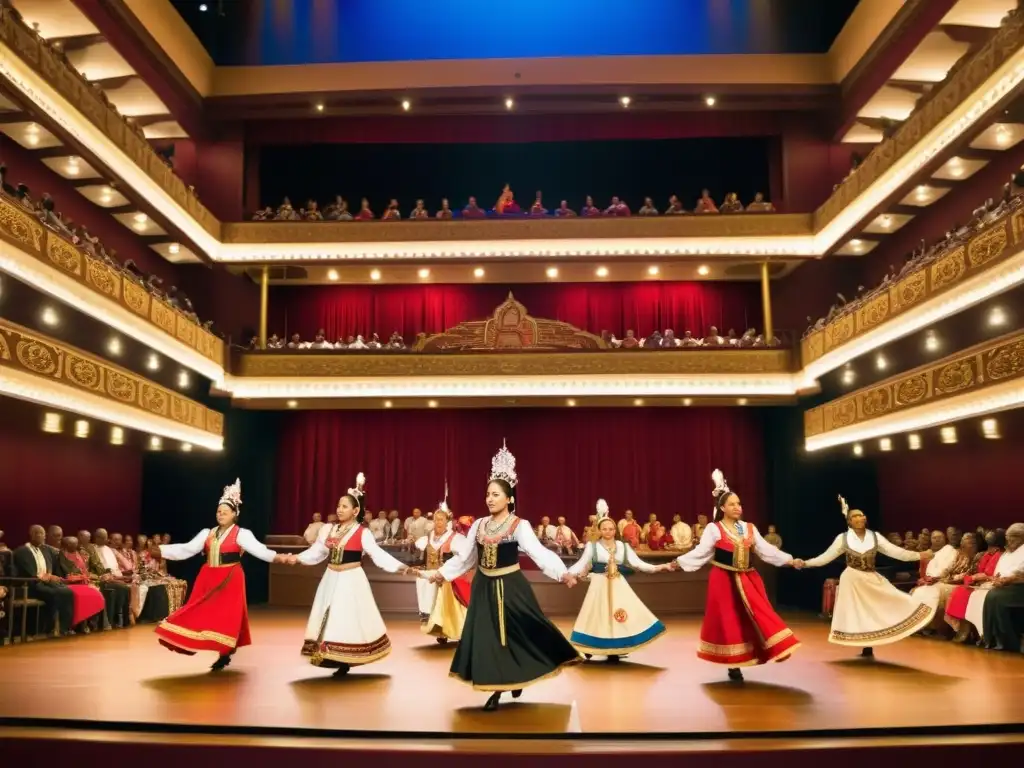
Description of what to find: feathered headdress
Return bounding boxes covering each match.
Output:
[710,469,730,520]
[347,472,366,500]
[595,498,610,522]
[219,478,242,512]
[838,494,850,521]
[489,439,518,487]
[437,481,450,518]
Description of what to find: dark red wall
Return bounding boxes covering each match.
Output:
[0,428,142,544]
[176,263,260,343]
[168,137,246,222]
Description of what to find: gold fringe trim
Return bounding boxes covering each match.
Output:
[308,644,392,667]
[448,656,582,692]
[496,578,506,647]
[829,603,935,646]
[699,639,753,656]
[157,621,237,649]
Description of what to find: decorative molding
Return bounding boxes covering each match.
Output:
[0,317,224,438]
[0,197,225,367]
[804,329,1024,441]
[801,201,1023,367]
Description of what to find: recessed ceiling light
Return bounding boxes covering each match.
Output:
[697,265,710,276]
[401,99,411,111]
[633,398,645,406]
[949,159,965,177]
[681,398,693,406]
[107,337,122,355]
[427,399,438,408]
[177,371,190,388]
[148,435,163,451]
[134,213,148,224]
[620,96,631,107]
[110,426,124,446]
[383,400,393,408]
[981,418,1000,439]
[841,365,855,386]
[875,354,888,371]
[705,95,716,107]
[546,267,559,278]
[66,163,80,176]
[852,443,863,457]
[287,400,298,408]
[879,437,892,452]
[596,266,609,278]
[473,267,485,278]
[25,134,40,147]
[315,103,324,112]
[199,3,208,10]
[647,266,660,276]
[924,331,940,352]
[505,97,514,110]
[908,433,921,450]
[989,306,1007,327]
[146,354,160,371]
[42,412,62,434]
[26,123,39,134]
[180,442,193,452]
[41,306,59,326]
[168,243,180,255]
[880,215,893,228]
[996,125,1012,146]
[566,398,576,407]
[737,398,748,406]
[940,426,957,444]
[327,269,339,281]
[370,269,382,281]
[417,268,430,279]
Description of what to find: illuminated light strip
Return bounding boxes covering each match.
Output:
[220,373,805,399]
[805,376,1024,452]
[0,366,224,451]
[798,247,1024,384]
[0,41,221,258]
[0,240,225,382]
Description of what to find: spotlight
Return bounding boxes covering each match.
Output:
[546,267,559,278]
[199,3,208,10]
[841,365,855,386]
[66,163,80,176]
[879,437,892,452]
[924,331,940,352]
[633,398,645,406]
[849,239,863,251]
[168,243,180,255]
[915,185,930,202]
[681,398,693,406]
[989,306,1007,327]
[982,418,1000,439]
[134,213,148,224]
[566,398,576,407]
[25,134,40,147]
[427,399,438,408]
[875,354,888,371]
[327,269,339,281]
[996,125,1012,146]
[647,266,660,276]
[620,96,631,107]
[110,426,125,446]
[473,267,485,278]
[146,354,160,371]
[418,268,430,279]
[315,103,324,112]
[595,266,609,278]
[26,123,39,134]
[880,215,893,229]
[41,306,59,326]
[370,269,382,281]
[180,442,193,453]
[852,443,863,457]
[177,371,190,388]
[287,400,298,408]
[401,100,411,112]
[148,436,163,451]
[505,97,514,110]
[383,400,393,408]
[697,265,710,276]
[42,412,63,434]
[737,398,748,406]
[704,95,716,107]
[908,433,921,450]
[940,426,957,444]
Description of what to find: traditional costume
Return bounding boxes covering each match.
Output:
[945,548,1002,634]
[437,442,580,707]
[802,496,934,650]
[296,473,408,671]
[414,487,471,643]
[155,479,280,668]
[962,538,1024,648]
[674,470,798,676]
[567,499,666,659]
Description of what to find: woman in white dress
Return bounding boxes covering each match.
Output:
[801,496,935,657]
[289,473,412,676]
[414,500,471,643]
[567,500,671,662]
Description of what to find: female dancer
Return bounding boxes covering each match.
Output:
[671,469,801,681]
[290,473,411,675]
[801,496,935,657]
[429,441,581,710]
[414,495,472,644]
[567,499,670,662]
[154,479,288,671]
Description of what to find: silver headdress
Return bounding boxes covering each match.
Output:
[347,472,366,500]
[595,498,610,522]
[838,494,850,521]
[219,478,242,512]
[710,468,730,520]
[489,439,518,487]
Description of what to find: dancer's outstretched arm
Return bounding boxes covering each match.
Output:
[624,542,666,573]
[802,534,845,568]
[751,525,795,567]
[361,529,409,574]
[236,529,279,563]
[515,522,570,582]
[876,535,926,563]
[437,519,482,581]
[674,525,718,572]
[294,526,331,566]
[567,542,594,577]
[159,530,209,561]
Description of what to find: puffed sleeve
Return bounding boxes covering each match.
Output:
[752,525,793,567]
[802,533,845,568]
[674,524,719,571]
[515,521,567,582]
[568,542,594,577]
[360,528,406,573]
[294,524,331,566]
[236,528,279,564]
[876,534,923,563]
[414,535,428,552]
[438,519,481,581]
[159,529,208,561]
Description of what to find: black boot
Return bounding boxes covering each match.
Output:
[511,689,523,699]
[483,692,501,711]
[210,652,234,672]
[332,664,351,677]
[436,637,448,645]
[860,647,874,658]
[728,667,744,682]
[583,653,593,660]
[607,655,621,664]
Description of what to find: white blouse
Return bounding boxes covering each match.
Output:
[995,543,1024,578]
[925,544,958,578]
[674,521,792,572]
[159,525,278,564]
[567,540,660,576]
[294,524,405,573]
[803,529,921,568]
[438,517,567,583]
[414,530,467,554]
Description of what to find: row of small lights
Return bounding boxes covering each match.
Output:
[42,412,193,451]
[325,264,713,281]
[315,95,718,114]
[40,305,191,389]
[839,306,1008,387]
[851,418,1002,457]
[285,397,746,408]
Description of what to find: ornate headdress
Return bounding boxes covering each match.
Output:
[838,494,850,521]
[219,478,242,513]
[489,439,518,487]
[347,472,366,500]
[710,469,730,520]
[437,482,450,518]
[595,498,610,522]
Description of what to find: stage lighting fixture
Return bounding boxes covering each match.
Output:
[647,266,660,276]
[147,354,160,371]
[852,443,863,457]
[841,365,855,386]
[620,96,631,107]
[982,418,1000,439]
[181,442,193,452]
[879,437,892,452]
[401,100,411,111]
[418,268,431,279]
[41,306,59,326]
[287,400,298,408]
[327,269,339,281]
[370,269,382,281]
[875,354,888,371]
[705,96,716,107]
[697,265,710,276]
[42,412,63,434]
[988,306,1007,327]
[428,400,438,408]
[546,267,559,278]
[566,399,576,407]
[473,267,485,278]
[924,331,940,352]
[110,426,125,446]
[596,266,609,277]
[908,433,921,450]
[682,398,693,406]
[940,426,957,444]
[148,436,163,450]
[178,371,190,389]
[505,97,514,110]
[384,400,393,408]
[633,398,644,406]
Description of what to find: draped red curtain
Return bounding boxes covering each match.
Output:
[275,408,767,535]
[270,281,761,342]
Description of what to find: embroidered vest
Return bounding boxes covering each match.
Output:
[205,526,243,567]
[712,521,754,572]
[591,541,634,577]
[424,531,455,569]
[843,532,877,572]
[476,516,521,570]
[325,525,364,566]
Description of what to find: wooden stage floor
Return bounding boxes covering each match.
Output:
[2,608,1023,738]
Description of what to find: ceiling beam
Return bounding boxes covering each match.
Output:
[939,24,997,48]
[88,74,139,91]
[49,33,107,54]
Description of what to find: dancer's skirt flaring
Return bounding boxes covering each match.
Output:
[155,563,249,656]
[422,575,470,640]
[828,567,935,646]
[569,573,665,655]
[300,565,391,667]
[449,568,580,691]
[697,565,799,666]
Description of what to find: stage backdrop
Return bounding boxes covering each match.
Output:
[275,407,767,535]
[270,281,762,343]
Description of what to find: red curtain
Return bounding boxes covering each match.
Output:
[275,408,766,535]
[271,281,760,342]
[0,429,142,545]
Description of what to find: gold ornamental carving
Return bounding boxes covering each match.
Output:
[47,235,82,276]
[1011,209,1024,244]
[804,330,1024,439]
[86,260,120,297]
[150,299,177,336]
[122,280,151,317]
[825,314,854,351]
[968,224,1007,268]
[0,318,222,437]
[930,247,965,290]
[0,200,44,253]
[856,293,890,333]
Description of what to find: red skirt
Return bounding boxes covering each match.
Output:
[67,584,105,626]
[945,584,973,621]
[451,574,472,608]
[698,565,799,666]
[155,564,250,656]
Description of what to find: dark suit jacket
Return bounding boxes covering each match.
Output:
[12,544,56,578]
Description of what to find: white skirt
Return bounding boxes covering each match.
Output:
[569,573,665,656]
[415,574,438,616]
[964,583,995,638]
[300,565,391,667]
[828,567,936,647]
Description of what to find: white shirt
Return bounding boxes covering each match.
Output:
[96,544,122,577]
[303,522,324,545]
[296,524,405,573]
[414,530,467,555]
[387,518,402,540]
[369,518,388,541]
[27,544,46,575]
[670,522,693,549]
[405,516,431,541]
[804,529,921,568]
[438,517,567,583]
[568,540,660,576]
[674,520,792,571]
[926,544,957,578]
[995,544,1024,578]
[159,526,278,563]
[537,523,557,541]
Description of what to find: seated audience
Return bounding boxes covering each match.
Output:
[436,198,453,219]
[638,197,659,216]
[746,192,775,212]
[554,516,580,555]
[382,199,402,221]
[356,198,375,220]
[913,531,981,634]
[965,523,1024,651]
[946,529,1006,642]
[55,536,107,633]
[694,189,719,213]
[555,200,576,217]
[703,326,725,346]
[13,525,74,635]
[720,192,744,213]
[463,196,486,218]
[410,199,429,220]
[604,196,630,216]
[529,191,547,216]
[581,196,601,217]
[303,513,324,545]
[669,515,693,551]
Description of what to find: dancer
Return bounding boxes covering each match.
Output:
[567,499,670,662]
[154,479,288,671]
[290,473,411,675]
[801,496,935,657]
[429,441,581,710]
[414,491,471,644]
[671,469,801,681]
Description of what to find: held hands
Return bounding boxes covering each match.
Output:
[790,559,806,569]
[562,573,578,588]
[429,571,446,585]
[919,549,935,561]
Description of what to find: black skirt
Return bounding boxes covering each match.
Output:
[449,568,580,691]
